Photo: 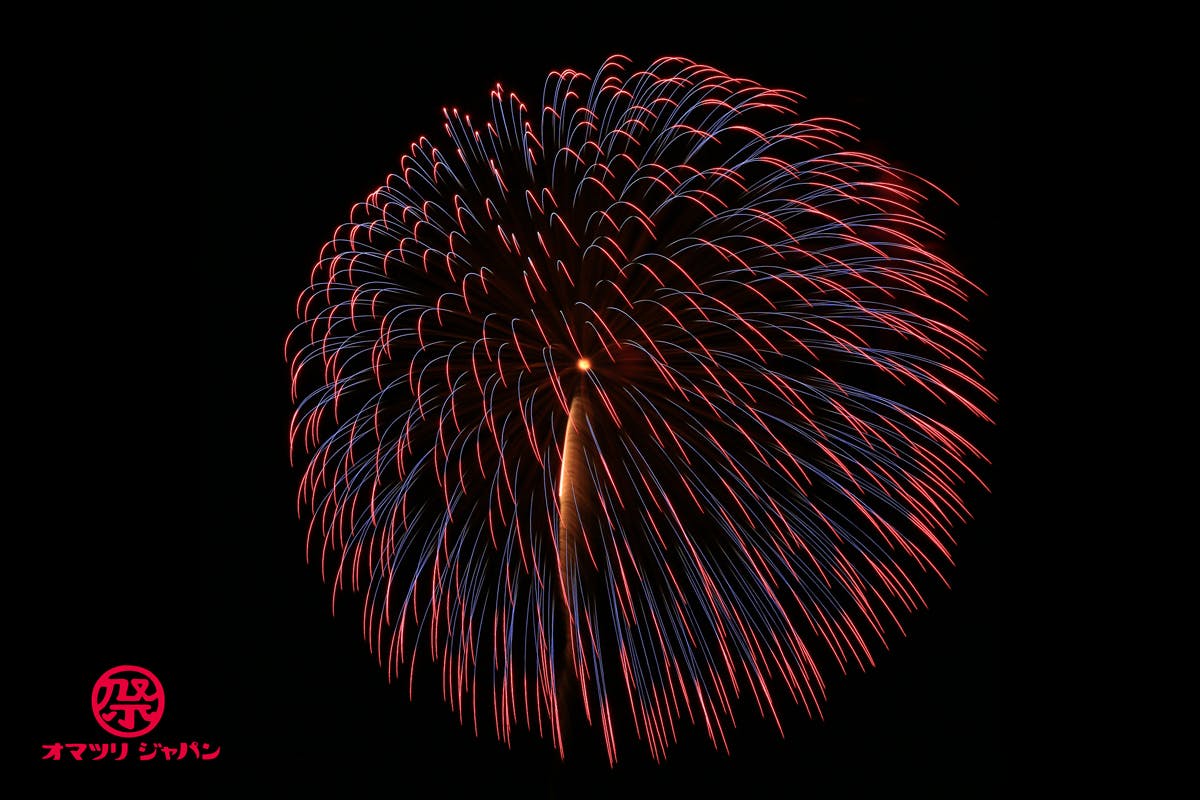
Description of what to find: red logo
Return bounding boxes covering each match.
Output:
[91,665,165,738]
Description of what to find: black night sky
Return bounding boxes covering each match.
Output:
[22,5,1033,794]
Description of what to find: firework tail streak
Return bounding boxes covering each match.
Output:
[286,54,993,765]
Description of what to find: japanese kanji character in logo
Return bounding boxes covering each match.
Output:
[91,665,165,738]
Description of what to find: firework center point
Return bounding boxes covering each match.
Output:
[576,358,591,372]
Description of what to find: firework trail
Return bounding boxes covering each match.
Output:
[286,54,992,764]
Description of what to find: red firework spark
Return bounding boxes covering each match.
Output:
[286,54,993,765]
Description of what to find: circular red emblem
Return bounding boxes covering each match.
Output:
[91,665,165,738]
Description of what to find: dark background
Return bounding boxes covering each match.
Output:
[23,5,1028,794]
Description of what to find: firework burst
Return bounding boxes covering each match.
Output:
[286,54,992,764]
